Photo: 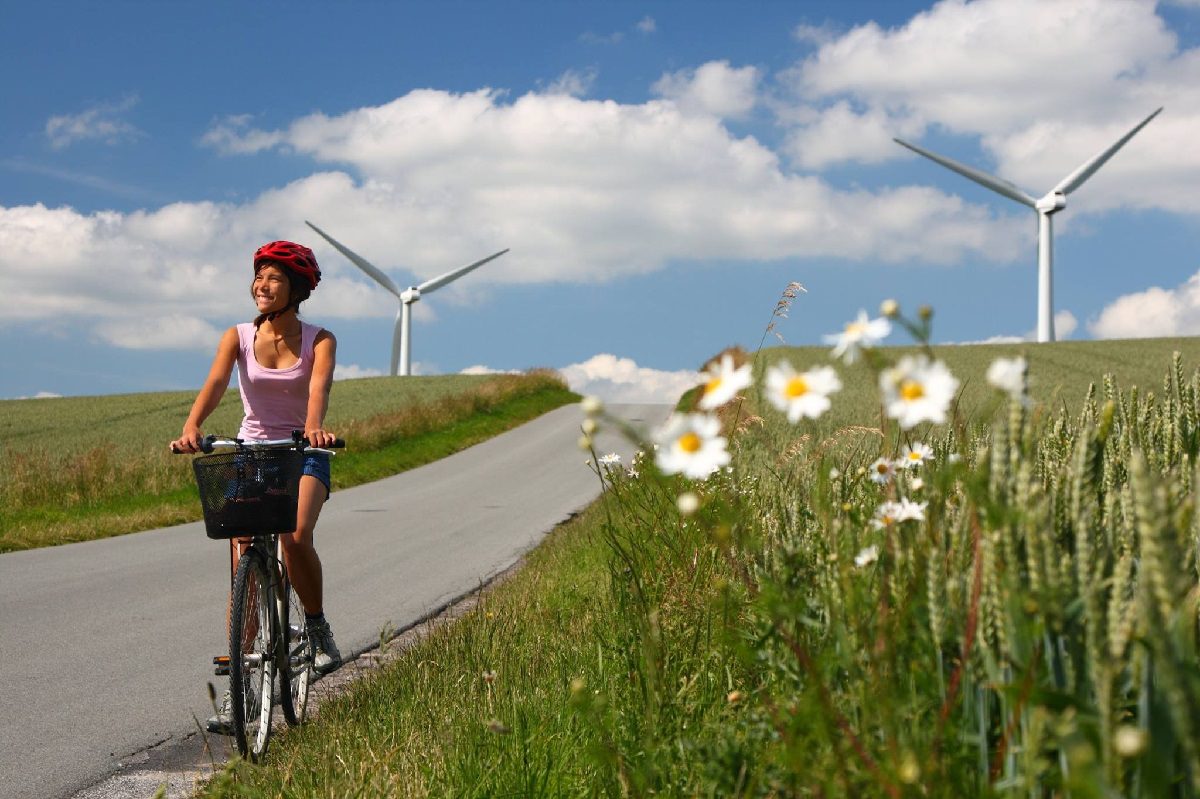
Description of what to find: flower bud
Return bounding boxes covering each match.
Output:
[677,492,700,516]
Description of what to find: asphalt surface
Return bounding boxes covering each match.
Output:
[0,402,670,799]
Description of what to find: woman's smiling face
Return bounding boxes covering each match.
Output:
[252,264,291,315]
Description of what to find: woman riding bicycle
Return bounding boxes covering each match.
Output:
[170,239,342,733]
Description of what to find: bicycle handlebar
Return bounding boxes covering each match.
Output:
[170,433,346,455]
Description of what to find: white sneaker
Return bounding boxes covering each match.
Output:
[307,620,342,675]
[206,690,234,736]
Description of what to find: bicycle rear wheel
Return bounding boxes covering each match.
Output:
[229,549,277,761]
[278,572,312,725]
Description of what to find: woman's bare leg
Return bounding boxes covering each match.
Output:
[281,475,327,614]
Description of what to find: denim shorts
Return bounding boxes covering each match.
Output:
[303,452,332,498]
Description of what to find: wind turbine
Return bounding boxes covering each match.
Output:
[894,108,1162,342]
[305,220,508,376]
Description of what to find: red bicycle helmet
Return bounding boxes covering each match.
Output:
[253,240,321,290]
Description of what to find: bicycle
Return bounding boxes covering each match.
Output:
[174,432,344,761]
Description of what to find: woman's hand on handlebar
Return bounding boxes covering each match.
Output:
[170,426,206,454]
[305,428,338,449]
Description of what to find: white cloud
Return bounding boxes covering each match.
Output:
[5,391,62,401]
[3,82,1038,352]
[792,22,839,47]
[333,363,385,380]
[778,0,1200,212]
[95,315,223,351]
[542,68,597,98]
[199,115,286,154]
[636,17,656,34]
[199,88,1026,281]
[1089,271,1200,338]
[45,96,143,149]
[460,365,520,375]
[558,353,700,403]
[652,61,761,119]
[953,309,1078,344]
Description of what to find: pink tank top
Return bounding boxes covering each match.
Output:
[235,321,323,441]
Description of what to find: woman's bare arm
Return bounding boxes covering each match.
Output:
[170,327,239,452]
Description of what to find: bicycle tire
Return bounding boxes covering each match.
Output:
[278,571,312,726]
[229,549,277,761]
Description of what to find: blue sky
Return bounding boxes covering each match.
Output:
[3,0,1199,401]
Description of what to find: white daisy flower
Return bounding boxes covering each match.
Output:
[871,499,926,529]
[764,362,842,422]
[676,492,700,516]
[823,310,891,364]
[598,452,621,466]
[652,413,731,480]
[698,354,752,410]
[581,395,604,416]
[895,498,927,522]
[868,457,895,484]
[909,476,925,491]
[986,356,1028,400]
[898,442,934,469]
[879,355,960,430]
[854,545,880,568]
[872,501,904,529]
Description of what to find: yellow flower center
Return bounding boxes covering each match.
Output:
[704,377,722,395]
[785,377,808,398]
[881,515,895,526]
[908,451,922,462]
[845,321,866,335]
[900,379,925,401]
[678,432,702,453]
[875,462,890,474]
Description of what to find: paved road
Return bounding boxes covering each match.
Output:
[0,402,670,799]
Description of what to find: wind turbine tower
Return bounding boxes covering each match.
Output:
[895,108,1161,342]
[306,221,508,376]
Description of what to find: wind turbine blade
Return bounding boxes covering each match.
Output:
[894,138,1037,208]
[1052,107,1163,195]
[417,249,509,295]
[305,220,403,298]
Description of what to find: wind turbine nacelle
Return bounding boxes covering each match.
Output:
[400,287,421,303]
[1035,192,1067,215]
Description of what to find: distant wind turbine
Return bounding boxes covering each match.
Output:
[305,220,508,376]
[894,108,1162,342]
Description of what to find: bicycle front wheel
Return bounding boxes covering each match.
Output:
[229,549,277,761]
[278,572,312,726]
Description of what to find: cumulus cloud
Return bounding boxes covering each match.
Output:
[45,96,143,149]
[778,0,1200,212]
[95,315,224,351]
[652,61,761,119]
[636,16,656,34]
[954,309,1078,344]
[1089,271,1200,338]
[333,363,385,380]
[558,353,700,403]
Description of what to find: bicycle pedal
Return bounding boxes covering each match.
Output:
[212,655,230,676]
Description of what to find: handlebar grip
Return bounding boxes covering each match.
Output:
[170,435,217,454]
[329,438,346,449]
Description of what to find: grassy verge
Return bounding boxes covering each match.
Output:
[196,337,1200,797]
[1,372,577,552]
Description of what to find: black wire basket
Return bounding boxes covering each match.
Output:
[193,448,304,539]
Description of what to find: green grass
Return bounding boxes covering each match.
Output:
[0,372,577,552]
[195,336,1200,798]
